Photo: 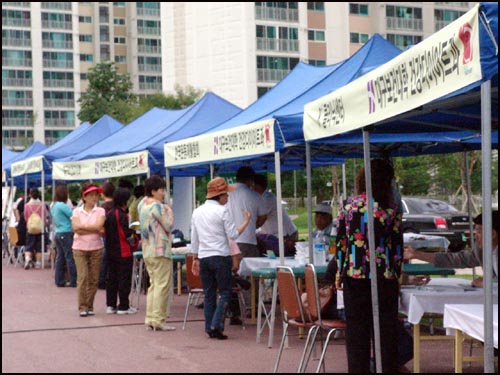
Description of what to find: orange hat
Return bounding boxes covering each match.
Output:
[82,185,103,196]
[206,177,235,199]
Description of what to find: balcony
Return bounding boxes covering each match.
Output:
[41,2,72,11]
[42,40,73,49]
[43,79,74,89]
[43,99,75,108]
[139,82,162,91]
[2,37,31,48]
[255,6,299,22]
[2,58,32,67]
[43,59,73,69]
[2,17,31,27]
[257,68,290,83]
[138,64,162,73]
[2,2,31,7]
[138,45,161,54]
[2,78,33,87]
[45,118,75,127]
[42,20,72,30]
[137,7,160,17]
[256,37,299,53]
[137,26,161,35]
[2,137,34,149]
[2,98,33,107]
[386,17,423,31]
[2,118,32,127]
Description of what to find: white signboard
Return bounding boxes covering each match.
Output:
[164,119,275,167]
[11,156,44,177]
[52,151,149,180]
[304,5,482,141]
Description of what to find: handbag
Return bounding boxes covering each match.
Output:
[301,284,335,321]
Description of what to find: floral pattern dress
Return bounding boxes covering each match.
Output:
[336,194,403,280]
[138,197,174,259]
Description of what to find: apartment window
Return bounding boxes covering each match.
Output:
[308,30,325,42]
[114,36,126,44]
[435,9,464,21]
[79,16,92,23]
[79,34,92,42]
[115,55,127,64]
[349,3,369,16]
[2,110,33,126]
[257,86,272,98]
[307,2,325,12]
[80,54,94,62]
[387,33,422,49]
[113,2,125,7]
[308,59,326,66]
[350,32,369,44]
[80,73,87,80]
[113,18,125,25]
[386,6,422,19]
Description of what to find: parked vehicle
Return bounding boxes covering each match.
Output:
[401,197,470,252]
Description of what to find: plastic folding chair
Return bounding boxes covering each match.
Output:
[183,254,205,330]
[274,266,315,373]
[302,263,346,373]
[129,251,144,309]
[7,226,25,268]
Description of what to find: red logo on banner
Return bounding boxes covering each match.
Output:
[459,22,473,64]
[138,154,144,167]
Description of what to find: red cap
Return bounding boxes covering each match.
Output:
[82,185,103,196]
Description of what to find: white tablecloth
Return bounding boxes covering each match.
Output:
[443,304,498,348]
[238,257,302,277]
[399,278,496,324]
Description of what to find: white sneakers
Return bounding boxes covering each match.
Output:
[117,307,137,315]
[106,306,117,314]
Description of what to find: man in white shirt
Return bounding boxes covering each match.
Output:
[227,167,267,258]
[253,174,298,256]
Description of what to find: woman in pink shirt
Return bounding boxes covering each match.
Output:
[72,183,106,317]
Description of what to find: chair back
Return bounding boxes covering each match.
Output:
[277,266,308,323]
[185,254,203,290]
[8,226,18,246]
[304,264,321,323]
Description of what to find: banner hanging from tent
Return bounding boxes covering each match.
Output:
[11,156,44,177]
[52,151,149,180]
[304,4,482,141]
[164,119,275,167]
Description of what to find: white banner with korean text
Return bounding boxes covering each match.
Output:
[52,151,149,180]
[304,5,481,141]
[164,119,275,167]
[11,156,44,177]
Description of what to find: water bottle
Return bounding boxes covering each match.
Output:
[329,225,337,257]
[313,231,327,265]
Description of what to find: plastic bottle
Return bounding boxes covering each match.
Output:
[313,231,327,265]
[329,225,337,256]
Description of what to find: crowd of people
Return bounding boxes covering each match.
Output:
[8,163,498,371]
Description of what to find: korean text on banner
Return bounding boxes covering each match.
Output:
[303,5,482,141]
[164,119,275,167]
[52,151,149,180]
[11,156,44,177]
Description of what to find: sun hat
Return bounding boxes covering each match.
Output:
[82,185,103,196]
[206,177,235,199]
[314,203,332,216]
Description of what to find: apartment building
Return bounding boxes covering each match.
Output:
[2,2,473,149]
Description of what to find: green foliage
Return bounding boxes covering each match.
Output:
[78,62,135,124]
[394,156,432,195]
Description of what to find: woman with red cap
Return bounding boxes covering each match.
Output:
[72,182,106,317]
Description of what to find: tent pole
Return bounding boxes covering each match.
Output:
[41,169,45,269]
[210,164,214,179]
[363,129,382,373]
[480,80,494,373]
[305,142,313,262]
[463,152,476,281]
[165,168,171,204]
[342,163,347,201]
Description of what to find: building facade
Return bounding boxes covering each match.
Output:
[2,2,473,149]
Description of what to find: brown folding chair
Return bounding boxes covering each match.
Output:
[274,266,315,373]
[183,254,204,330]
[302,263,346,373]
[7,227,25,268]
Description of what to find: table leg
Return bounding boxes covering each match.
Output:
[177,261,182,296]
[251,275,256,324]
[455,329,463,373]
[413,323,420,373]
[267,279,278,348]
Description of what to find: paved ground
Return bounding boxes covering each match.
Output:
[1,260,488,373]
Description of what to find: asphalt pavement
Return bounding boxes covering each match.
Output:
[1,260,488,373]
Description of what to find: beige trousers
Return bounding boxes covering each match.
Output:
[73,249,103,312]
[144,257,172,326]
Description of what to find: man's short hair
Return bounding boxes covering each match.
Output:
[473,210,499,234]
[236,166,256,182]
[254,174,268,190]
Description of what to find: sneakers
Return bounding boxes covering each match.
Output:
[79,311,88,317]
[208,329,228,340]
[117,307,137,315]
[86,310,95,316]
[106,306,117,314]
[34,262,42,269]
[24,259,32,270]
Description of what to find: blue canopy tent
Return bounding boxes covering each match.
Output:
[303,3,498,372]
[52,92,241,181]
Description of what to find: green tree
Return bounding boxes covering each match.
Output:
[78,61,135,124]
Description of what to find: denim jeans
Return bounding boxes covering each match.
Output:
[199,256,232,333]
[55,232,77,287]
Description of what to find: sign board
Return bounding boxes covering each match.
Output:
[304,5,482,141]
[52,151,149,180]
[164,119,275,168]
[11,156,44,177]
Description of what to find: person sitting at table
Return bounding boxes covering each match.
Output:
[313,203,335,238]
[190,177,251,340]
[404,210,498,287]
